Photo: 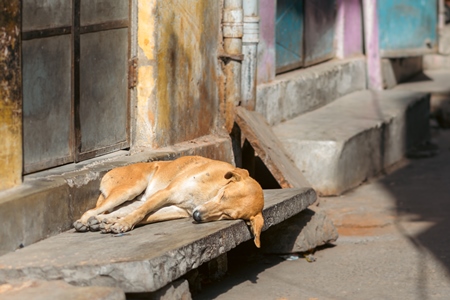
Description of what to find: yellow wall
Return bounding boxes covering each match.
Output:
[135,0,224,148]
[0,1,22,190]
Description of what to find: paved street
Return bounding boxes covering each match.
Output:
[196,127,450,300]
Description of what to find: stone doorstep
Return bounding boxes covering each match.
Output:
[273,90,430,196]
[256,56,367,126]
[0,188,317,294]
[0,134,234,257]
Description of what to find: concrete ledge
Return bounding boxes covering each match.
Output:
[256,57,366,126]
[261,206,338,254]
[273,90,430,196]
[0,134,233,256]
[0,188,316,293]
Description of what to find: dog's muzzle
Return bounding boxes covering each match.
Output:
[193,210,202,223]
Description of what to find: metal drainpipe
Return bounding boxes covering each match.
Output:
[222,0,243,133]
[241,0,260,111]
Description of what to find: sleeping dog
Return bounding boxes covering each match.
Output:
[73,156,265,247]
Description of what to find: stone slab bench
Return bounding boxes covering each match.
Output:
[273,90,430,196]
[0,188,316,293]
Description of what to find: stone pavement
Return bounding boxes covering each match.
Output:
[195,127,450,300]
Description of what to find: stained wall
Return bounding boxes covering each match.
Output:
[135,0,224,149]
[0,1,22,190]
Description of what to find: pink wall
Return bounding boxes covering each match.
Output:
[257,0,276,84]
[342,0,363,57]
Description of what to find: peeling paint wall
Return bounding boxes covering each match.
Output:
[0,1,22,190]
[135,0,223,149]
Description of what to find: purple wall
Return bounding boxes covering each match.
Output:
[257,0,276,84]
[342,0,363,57]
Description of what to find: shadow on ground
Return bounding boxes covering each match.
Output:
[380,127,450,292]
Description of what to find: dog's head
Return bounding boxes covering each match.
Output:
[192,168,265,247]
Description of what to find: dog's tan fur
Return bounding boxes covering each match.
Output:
[73,156,265,247]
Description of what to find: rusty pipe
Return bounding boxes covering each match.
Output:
[222,0,243,132]
[241,0,259,111]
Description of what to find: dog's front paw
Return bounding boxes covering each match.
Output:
[73,220,89,232]
[87,216,101,231]
[110,219,133,233]
[98,216,118,233]
[100,221,112,233]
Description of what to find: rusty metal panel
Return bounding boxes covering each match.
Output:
[79,28,128,157]
[22,36,72,173]
[22,0,72,31]
[304,0,337,67]
[80,0,129,25]
[275,0,304,73]
[378,0,438,57]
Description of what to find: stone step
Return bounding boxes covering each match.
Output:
[256,57,366,126]
[394,69,450,128]
[272,90,430,196]
[0,188,316,294]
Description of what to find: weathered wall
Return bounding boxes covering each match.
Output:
[135,0,223,149]
[0,1,22,190]
[336,0,363,58]
[257,0,276,85]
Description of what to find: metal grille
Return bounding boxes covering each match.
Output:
[22,0,131,173]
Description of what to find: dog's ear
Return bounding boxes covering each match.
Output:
[249,212,264,248]
[224,168,249,181]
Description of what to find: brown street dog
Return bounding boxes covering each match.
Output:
[73,156,265,247]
